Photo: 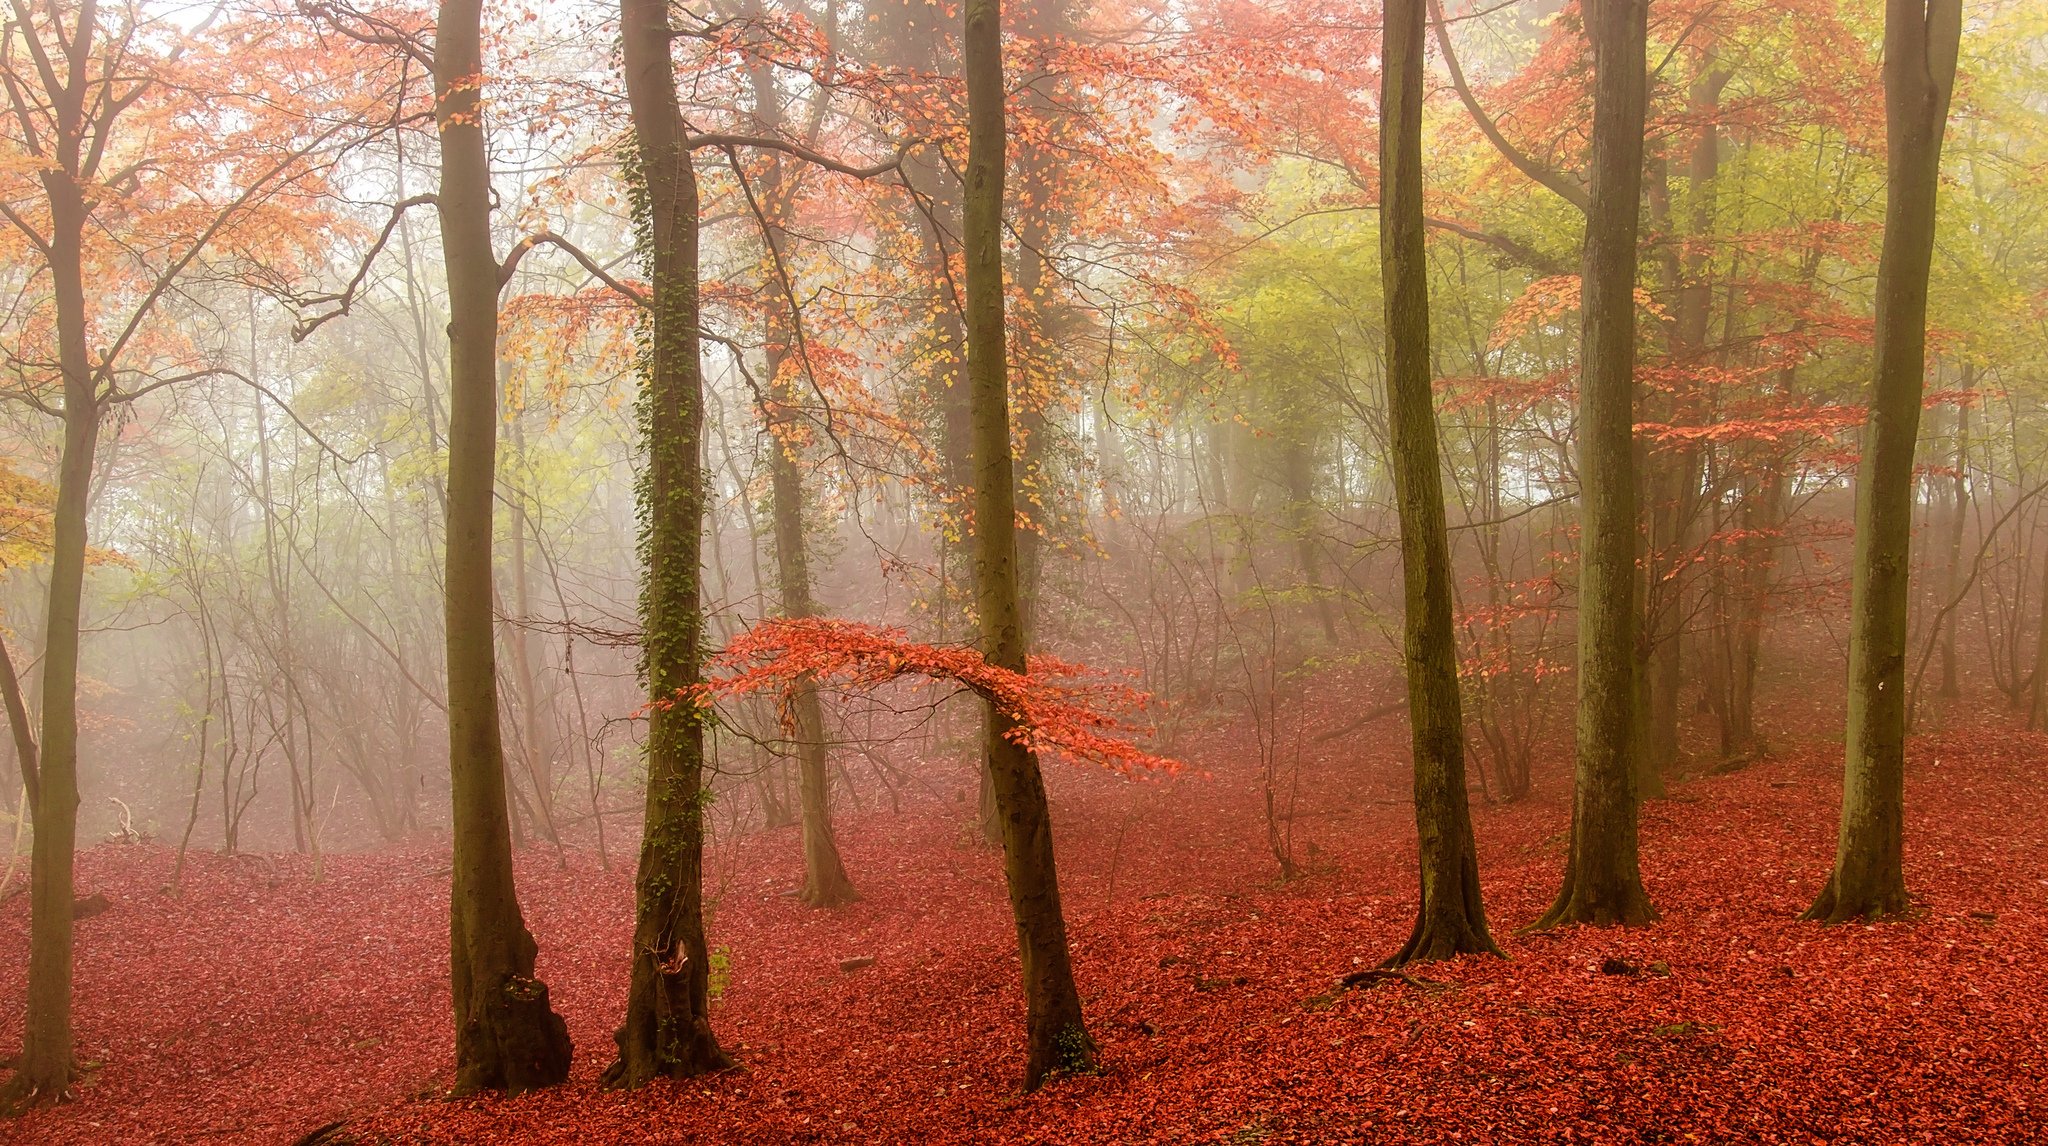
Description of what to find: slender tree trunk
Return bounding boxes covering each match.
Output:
[434,0,572,1094]
[0,633,37,811]
[1806,0,1960,924]
[606,0,731,1087]
[1533,0,1657,930]
[1379,0,1499,967]
[1,125,96,1112]
[2030,532,2048,729]
[1937,365,1973,699]
[963,0,1093,1090]
[763,349,856,907]
[743,51,858,908]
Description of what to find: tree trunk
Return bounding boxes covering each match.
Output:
[1937,364,1973,699]
[1,121,96,1114]
[963,0,1094,1090]
[744,48,858,909]
[1378,0,1500,967]
[764,354,856,908]
[0,633,37,811]
[606,0,731,1087]
[1532,0,1657,930]
[1806,0,1960,924]
[435,0,572,1095]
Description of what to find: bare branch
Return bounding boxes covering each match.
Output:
[288,194,439,342]
[497,231,646,302]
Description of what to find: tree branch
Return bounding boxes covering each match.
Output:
[1429,0,1589,214]
[496,230,646,301]
[683,131,910,179]
[288,193,438,341]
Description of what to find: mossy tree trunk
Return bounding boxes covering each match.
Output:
[1533,0,1657,931]
[1806,0,1960,924]
[606,0,732,1086]
[1378,0,1500,967]
[963,0,1094,1091]
[434,0,572,1095]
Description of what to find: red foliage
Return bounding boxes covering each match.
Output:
[4,676,2045,1144]
[692,617,1183,777]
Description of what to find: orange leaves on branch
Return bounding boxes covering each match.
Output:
[687,617,1183,777]
[1486,275,1670,351]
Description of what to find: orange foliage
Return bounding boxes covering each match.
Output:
[686,617,1183,777]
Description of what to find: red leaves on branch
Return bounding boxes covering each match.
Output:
[690,617,1183,777]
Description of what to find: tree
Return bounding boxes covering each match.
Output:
[605,0,731,1086]
[1532,0,1657,930]
[433,0,572,1094]
[737,16,858,907]
[0,3,394,1108]
[1805,0,1961,924]
[1378,0,1499,966]
[962,0,1094,1090]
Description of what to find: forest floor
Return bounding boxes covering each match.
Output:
[2,685,2045,1144]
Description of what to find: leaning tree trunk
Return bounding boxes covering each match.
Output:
[1806,0,1960,924]
[1378,0,1499,967]
[435,0,572,1095]
[963,0,1094,1091]
[2,171,94,1112]
[1533,0,1657,930]
[606,0,731,1086]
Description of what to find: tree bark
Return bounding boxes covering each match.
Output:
[1532,0,1657,930]
[743,45,858,909]
[2,81,96,1112]
[435,0,572,1095]
[0,633,37,812]
[1806,0,1960,924]
[1936,365,1973,699]
[605,0,731,1086]
[963,0,1094,1090]
[1378,0,1499,967]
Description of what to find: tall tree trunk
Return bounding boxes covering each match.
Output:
[435,0,572,1094]
[1806,0,1960,924]
[606,0,731,1086]
[2,119,96,1114]
[764,346,856,908]
[963,0,1093,1090]
[1379,0,1500,966]
[2031,531,2048,729]
[1533,0,1657,930]
[1937,364,1973,699]
[744,48,857,909]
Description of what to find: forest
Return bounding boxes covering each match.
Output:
[0,0,2042,1141]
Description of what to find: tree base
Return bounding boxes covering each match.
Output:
[600,1023,731,1091]
[452,974,572,1097]
[797,876,860,909]
[1022,1022,1096,1093]
[1526,878,1658,932]
[1800,874,1913,924]
[0,1053,76,1116]
[1384,914,1504,968]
